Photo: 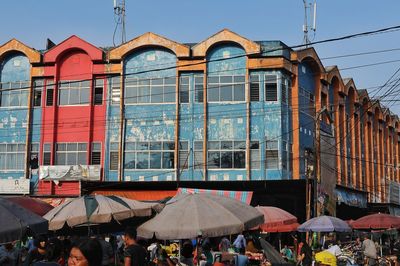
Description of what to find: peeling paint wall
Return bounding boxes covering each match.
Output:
[0,52,30,179]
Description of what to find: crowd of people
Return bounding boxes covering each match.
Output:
[1,228,399,266]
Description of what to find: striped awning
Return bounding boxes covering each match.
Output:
[177,188,253,204]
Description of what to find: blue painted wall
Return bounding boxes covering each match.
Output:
[0,52,30,179]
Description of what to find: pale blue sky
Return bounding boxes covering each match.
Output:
[1,0,400,113]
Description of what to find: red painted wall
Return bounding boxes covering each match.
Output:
[39,37,107,196]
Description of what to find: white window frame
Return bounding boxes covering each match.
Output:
[0,81,29,108]
[55,142,88,165]
[58,80,90,106]
[124,77,176,104]
[0,143,26,171]
[207,75,246,103]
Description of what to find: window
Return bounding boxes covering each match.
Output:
[109,142,119,171]
[0,143,25,170]
[179,141,189,170]
[124,141,175,170]
[55,143,87,165]
[125,77,176,104]
[33,79,44,107]
[46,79,55,106]
[43,143,51,165]
[111,76,120,105]
[93,78,104,105]
[207,75,245,102]
[265,75,277,102]
[287,78,292,106]
[250,141,260,169]
[30,143,39,169]
[266,140,279,169]
[282,141,287,170]
[194,75,204,103]
[281,78,288,103]
[194,141,203,169]
[0,81,29,107]
[299,87,315,116]
[208,140,245,169]
[91,143,101,165]
[249,75,260,102]
[58,80,90,105]
[179,76,189,103]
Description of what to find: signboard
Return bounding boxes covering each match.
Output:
[388,181,400,205]
[0,179,30,194]
[39,165,101,181]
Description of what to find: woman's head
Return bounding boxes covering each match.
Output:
[68,238,102,266]
[46,238,62,262]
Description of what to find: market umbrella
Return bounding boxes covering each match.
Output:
[255,206,300,232]
[297,215,351,232]
[137,193,264,240]
[44,195,162,231]
[351,213,400,229]
[0,198,48,244]
[6,196,54,216]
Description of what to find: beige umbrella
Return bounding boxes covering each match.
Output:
[44,195,162,231]
[137,193,264,240]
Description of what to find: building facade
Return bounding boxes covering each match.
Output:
[0,30,399,217]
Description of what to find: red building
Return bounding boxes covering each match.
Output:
[37,36,107,196]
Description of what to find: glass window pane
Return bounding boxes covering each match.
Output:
[77,152,87,164]
[137,86,150,103]
[208,151,220,169]
[220,85,232,101]
[1,91,9,107]
[234,76,245,83]
[136,152,149,169]
[125,87,137,104]
[55,153,66,165]
[20,90,29,106]
[92,143,101,151]
[207,76,219,84]
[80,88,90,104]
[9,91,20,106]
[78,143,87,151]
[163,86,175,102]
[7,144,17,152]
[110,142,119,151]
[137,142,148,150]
[151,86,163,103]
[221,151,233,168]
[66,153,76,165]
[67,143,77,151]
[7,154,17,169]
[69,89,79,105]
[221,141,232,149]
[208,141,220,150]
[59,89,69,105]
[234,84,245,101]
[125,142,135,151]
[164,77,176,85]
[150,152,162,169]
[220,76,232,83]
[162,151,174,169]
[150,142,162,150]
[179,141,188,150]
[234,151,246,168]
[151,78,163,86]
[234,141,246,149]
[208,85,219,102]
[124,152,136,169]
[163,142,175,150]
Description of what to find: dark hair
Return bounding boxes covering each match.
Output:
[124,226,137,240]
[33,235,48,249]
[46,238,62,262]
[71,238,102,266]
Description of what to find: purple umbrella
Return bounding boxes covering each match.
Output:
[297,215,351,232]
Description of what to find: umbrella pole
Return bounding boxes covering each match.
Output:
[380,236,383,258]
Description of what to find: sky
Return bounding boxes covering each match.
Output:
[1,0,400,113]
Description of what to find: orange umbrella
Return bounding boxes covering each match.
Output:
[352,213,400,229]
[255,206,299,232]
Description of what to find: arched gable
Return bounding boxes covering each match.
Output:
[344,79,359,102]
[326,66,345,94]
[192,29,260,57]
[44,35,103,63]
[296,48,325,75]
[109,32,190,60]
[0,39,40,64]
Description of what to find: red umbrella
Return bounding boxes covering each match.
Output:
[255,206,300,232]
[352,213,400,229]
[6,196,54,217]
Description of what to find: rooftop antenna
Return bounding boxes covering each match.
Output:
[113,0,126,46]
[302,0,317,47]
